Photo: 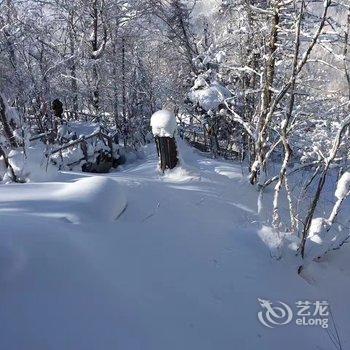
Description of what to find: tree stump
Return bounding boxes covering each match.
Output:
[155,136,178,171]
[150,110,179,172]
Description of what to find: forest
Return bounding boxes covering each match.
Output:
[0,0,350,349]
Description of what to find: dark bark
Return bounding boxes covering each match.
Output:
[0,94,17,148]
[155,136,179,172]
[69,11,79,113]
[92,0,100,114]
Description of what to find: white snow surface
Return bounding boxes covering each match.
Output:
[335,171,350,200]
[0,176,126,224]
[0,142,349,350]
[150,109,177,137]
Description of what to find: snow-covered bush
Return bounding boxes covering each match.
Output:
[0,113,132,182]
[188,80,231,112]
[4,146,57,183]
[184,47,235,156]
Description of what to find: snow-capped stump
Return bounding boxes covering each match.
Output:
[150,109,178,137]
[150,110,179,172]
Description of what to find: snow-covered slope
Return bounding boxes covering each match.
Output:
[0,176,126,223]
[0,142,349,350]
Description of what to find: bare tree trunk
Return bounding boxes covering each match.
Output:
[69,11,78,113]
[121,35,128,146]
[0,94,17,148]
[112,20,119,130]
[343,10,350,101]
[92,0,100,115]
[155,136,179,172]
[250,0,331,186]
[0,145,18,182]
[272,0,304,230]
[250,0,280,185]
[89,0,107,117]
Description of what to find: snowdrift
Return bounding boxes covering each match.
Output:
[0,176,127,224]
[56,177,127,223]
[0,140,350,350]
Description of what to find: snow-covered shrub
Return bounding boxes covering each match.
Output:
[184,47,235,156]
[299,170,350,268]
[4,145,57,183]
[188,80,231,113]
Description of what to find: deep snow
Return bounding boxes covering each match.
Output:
[0,141,349,350]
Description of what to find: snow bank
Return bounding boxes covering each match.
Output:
[301,217,336,264]
[0,176,127,224]
[214,165,243,180]
[56,177,127,223]
[150,110,177,137]
[308,217,327,241]
[258,226,302,265]
[1,140,350,350]
[215,51,226,63]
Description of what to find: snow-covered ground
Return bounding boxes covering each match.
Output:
[0,141,349,350]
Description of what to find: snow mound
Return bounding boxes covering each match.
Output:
[55,177,127,223]
[214,165,243,180]
[150,110,177,137]
[0,176,127,224]
[258,226,300,261]
[162,165,200,183]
